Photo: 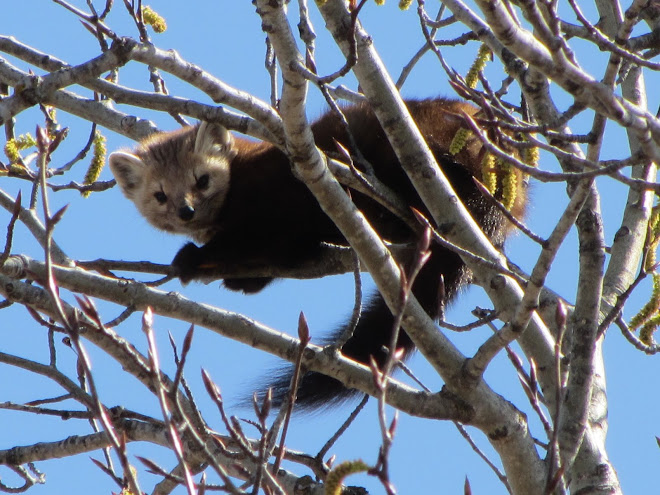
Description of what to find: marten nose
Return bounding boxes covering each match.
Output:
[178,205,195,221]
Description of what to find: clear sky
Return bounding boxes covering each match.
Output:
[1,1,659,494]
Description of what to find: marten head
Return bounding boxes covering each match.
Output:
[109,123,236,243]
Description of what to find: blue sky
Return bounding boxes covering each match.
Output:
[1,1,660,494]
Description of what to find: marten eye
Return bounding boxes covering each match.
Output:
[153,191,167,204]
[195,174,210,191]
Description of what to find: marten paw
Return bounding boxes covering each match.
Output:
[223,277,274,294]
[171,242,203,284]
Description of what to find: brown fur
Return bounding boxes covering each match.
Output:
[109,123,234,244]
[109,97,526,410]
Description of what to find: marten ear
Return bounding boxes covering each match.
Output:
[109,151,146,199]
[194,122,237,159]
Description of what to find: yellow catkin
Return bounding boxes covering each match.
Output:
[141,6,167,33]
[374,0,385,5]
[449,128,471,155]
[650,206,660,238]
[640,313,660,344]
[16,133,37,149]
[4,140,19,163]
[4,133,36,163]
[399,0,413,9]
[82,131,107,198]
[629,273,660,331]
[325,460,370,495]
[481,153,497,195]
[465,44,492,89]
[500,160,518,211]
[522,143,539,168]
[647,239,659,273]
[1,163,28,176]
[628,207,660,336]
[644,206,660,271]
[516,133,540,168]
[650,206,660,234]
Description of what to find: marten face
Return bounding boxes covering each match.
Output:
[109,123,236,243]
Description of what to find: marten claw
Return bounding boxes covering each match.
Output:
[171,242,202,284]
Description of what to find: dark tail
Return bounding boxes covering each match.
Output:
[263,294,415,411]
[257,244,467,412]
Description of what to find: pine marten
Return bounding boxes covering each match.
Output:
[109,97,526,410]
